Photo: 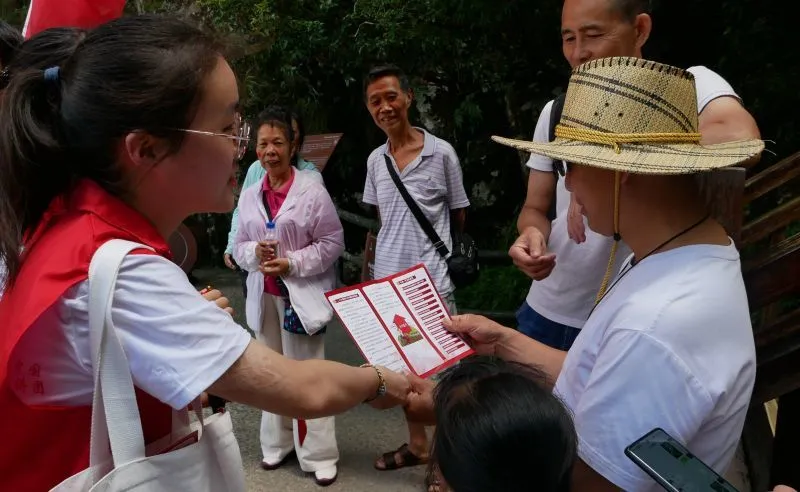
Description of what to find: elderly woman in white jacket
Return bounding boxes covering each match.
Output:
[233,106,344,486]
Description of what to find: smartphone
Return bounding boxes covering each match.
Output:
[624,428,738,492]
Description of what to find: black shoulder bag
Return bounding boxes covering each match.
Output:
[384,155,479,288]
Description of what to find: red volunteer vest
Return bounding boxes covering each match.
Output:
[0,180,174,491]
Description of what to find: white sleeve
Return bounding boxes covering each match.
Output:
[362,152,378,206]
[554,329,712,491]
[525,100,556,173]
[687,66,740,113]
[443,147,470,210]
[111,254,252,410]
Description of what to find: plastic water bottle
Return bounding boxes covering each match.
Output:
[264,221,279,259]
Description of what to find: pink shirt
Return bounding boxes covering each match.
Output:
[262,169,295,296]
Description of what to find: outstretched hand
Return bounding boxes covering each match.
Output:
[403,372,437,425]
[443,314,511,357]
[509,227,556,280]
[366,365,412,410]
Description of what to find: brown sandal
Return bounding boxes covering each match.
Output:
[374,443,428,471]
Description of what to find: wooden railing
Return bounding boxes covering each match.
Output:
[734,152,800,491]
[739,153,800,403]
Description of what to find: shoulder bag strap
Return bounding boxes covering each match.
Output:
[384,154,449,258]
[87,240,151,473]
[261,185,274,223]
[88,240,202,479]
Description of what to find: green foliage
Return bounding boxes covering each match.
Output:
[3,0,796,280]
[184,0,567,263]
[456,265,530,312]
[186,0,797,257]
[0,0,27,26]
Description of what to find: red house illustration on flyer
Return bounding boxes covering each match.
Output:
[393,314,423,347]
[326,264,474,378]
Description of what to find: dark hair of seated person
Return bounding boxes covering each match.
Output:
[431,356,578,492]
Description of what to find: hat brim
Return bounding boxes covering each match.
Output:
[491,136,765,175]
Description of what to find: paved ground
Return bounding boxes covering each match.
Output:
[192,267,427,491]
[191,266,753,492]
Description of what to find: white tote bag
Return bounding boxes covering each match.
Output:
[51,240,246,492]
[282,273,334,336]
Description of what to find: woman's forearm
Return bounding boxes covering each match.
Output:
[209,340,379,418]
[285,358,379,417]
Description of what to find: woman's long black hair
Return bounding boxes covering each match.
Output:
[0,15,222,285]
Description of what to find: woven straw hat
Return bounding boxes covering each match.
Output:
[492,57,764,174]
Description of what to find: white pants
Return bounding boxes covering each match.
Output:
[257,294,339,473]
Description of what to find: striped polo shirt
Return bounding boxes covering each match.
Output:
[362,128,470,296]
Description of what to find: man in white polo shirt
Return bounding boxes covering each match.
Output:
[512,0,761,350]
[361,64,469,487]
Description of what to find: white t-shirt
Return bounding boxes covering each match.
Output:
[553,241,756,491]
[9,254,252,410]
[363,128,470,296]
[525,65,740,328]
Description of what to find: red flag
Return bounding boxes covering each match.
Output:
[23,0,127,39]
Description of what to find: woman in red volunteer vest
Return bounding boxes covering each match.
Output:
[1,26,87,297]
[0,15,410,491]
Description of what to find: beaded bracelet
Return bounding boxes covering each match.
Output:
[361,364,386,402]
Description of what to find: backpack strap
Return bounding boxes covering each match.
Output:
[548,93,566,142]
[545,93,566,222]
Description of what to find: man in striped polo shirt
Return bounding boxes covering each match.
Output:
[361,64,469,487]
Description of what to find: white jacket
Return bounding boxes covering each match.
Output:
[232,169,344,335]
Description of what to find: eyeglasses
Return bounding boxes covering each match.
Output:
[173,113,251,160]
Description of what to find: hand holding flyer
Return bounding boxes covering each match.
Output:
[326,264,474,378]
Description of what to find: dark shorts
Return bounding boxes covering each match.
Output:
[515,302,580,351]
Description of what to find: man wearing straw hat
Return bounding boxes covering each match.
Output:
[512,0,760,351]
[407,57,763,490]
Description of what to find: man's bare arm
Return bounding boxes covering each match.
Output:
[517,169,556,240]
[496,328,567,389]
[451,208,466,233]
[698,95,761,168]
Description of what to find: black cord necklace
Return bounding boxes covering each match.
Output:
[590,213,711,314]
